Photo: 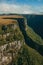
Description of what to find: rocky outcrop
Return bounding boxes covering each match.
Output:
[0,40,23,65]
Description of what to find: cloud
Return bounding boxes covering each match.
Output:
[0,4,33,14]
[0,3,43,14]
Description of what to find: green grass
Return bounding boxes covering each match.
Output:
[12,44,43,65]
[0,24,24,46]
[26,25,43,45]
[23,44,43,65]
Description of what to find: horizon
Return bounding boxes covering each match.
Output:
[0,13,43,15]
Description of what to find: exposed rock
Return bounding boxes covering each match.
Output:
[0,40,23,65]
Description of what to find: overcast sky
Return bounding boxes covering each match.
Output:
[0,0,43,14]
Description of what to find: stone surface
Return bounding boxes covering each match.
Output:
[0,40,22,65]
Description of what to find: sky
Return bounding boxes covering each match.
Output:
[0,0,43,14]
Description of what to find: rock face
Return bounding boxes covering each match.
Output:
[0,41,22,65]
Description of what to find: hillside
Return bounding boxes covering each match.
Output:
[24,15,43,38]
[0,14,43,65]
[26,25,43,45]
[8,43,43,65]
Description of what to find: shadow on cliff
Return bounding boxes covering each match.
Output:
[17,18,43,56]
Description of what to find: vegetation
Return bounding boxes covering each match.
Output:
[0,23,24,46]
[0,15,43,65]
[8,44,43,65]
[26,25,43,45]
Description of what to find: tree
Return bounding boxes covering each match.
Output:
[2,25,7,33]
